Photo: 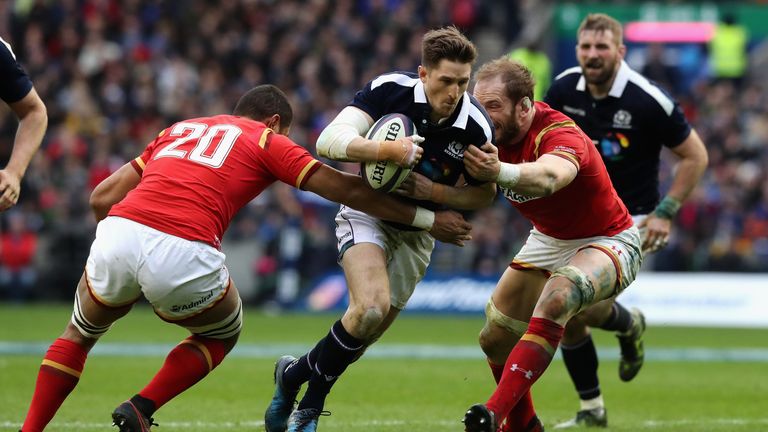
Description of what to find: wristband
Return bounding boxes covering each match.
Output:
[430,183,446,203]
[496,163,521,188]
[412,206,435,230]
[377,140,408,164]
[653,195,682,219]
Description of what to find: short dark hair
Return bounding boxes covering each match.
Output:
[475,57,535,104]
[578,13,623,46]
[233,84,293,127]
[422,26,477,69]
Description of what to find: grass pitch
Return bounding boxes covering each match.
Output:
[1,303,767,431]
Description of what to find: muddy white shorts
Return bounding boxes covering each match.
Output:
[85,216,230,320]
[511,225,642,294]
[335,206,434,309]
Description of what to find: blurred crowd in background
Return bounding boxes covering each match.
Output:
[0,0,766,303]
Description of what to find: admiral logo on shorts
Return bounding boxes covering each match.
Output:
[171,290,215,313]
[500,186,538,204]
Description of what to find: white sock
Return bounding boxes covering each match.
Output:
[580,395,604,411]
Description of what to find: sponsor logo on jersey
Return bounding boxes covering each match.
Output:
[444,140,465,159]
[170,290,215,313]
[500,186,539,204]
[597,132,630,160]
[562,105,586,117]
[612,110,632,129]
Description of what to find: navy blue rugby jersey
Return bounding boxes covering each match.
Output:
[544,61,691,215]
[0,37,33,103]
[351,71,494,213]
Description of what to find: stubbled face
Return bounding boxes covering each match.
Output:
[576,29,624,86]
[420,59,472,120]
[473,76,520,145]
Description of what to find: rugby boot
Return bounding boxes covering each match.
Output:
[112,400,158,431]
[617,308,646,381]
[286,408,329,432]
[462,403,498,432]
[265,355,301,432]
[553,407,607,429]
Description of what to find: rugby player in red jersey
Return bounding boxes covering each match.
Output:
[18,84,471,432]
[452,58,642,432]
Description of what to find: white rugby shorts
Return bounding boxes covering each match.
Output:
[85,216,230,320]
[335,206,434,309]
[512,225,642,294]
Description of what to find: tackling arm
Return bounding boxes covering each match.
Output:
[89,163,141,221]
[464,143,577,197]
[394,172,496,210]
[302,164,472,246]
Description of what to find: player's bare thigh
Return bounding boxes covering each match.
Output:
[340,242,390,339]
[492,266,548,321]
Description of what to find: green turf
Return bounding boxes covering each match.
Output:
[2,303,767,431]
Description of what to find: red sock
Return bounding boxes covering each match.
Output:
[488,359,504,383]
[21,338,88,432]
[501,390,536,432]
[486,317,563,422]
[137,336,227,411]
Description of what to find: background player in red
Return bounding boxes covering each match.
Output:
[457,58,643,432]
[18,84,471,432]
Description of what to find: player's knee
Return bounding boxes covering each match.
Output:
[480,299,528,360]
[70,298,112,342]
[348,302,388,339]
[545,265,595,319]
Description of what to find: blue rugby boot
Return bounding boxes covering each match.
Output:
[265,355,300,432]
[112,400,158,432]
[286,408,330,432]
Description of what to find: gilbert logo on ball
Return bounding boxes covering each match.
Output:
[361,113,418,193]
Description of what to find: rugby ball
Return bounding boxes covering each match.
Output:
[361,113,417,193]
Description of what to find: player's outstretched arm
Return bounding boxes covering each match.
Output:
[0,88,47,211]
[316,106,423,167]
[89,162,141,221]
[303,164,472,246]
[393,171,496,210]
[464,143,577,197]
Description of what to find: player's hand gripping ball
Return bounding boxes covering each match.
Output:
[361,113,421,192]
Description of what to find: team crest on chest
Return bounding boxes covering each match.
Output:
[613,110,632,129]
[444,140,465,159]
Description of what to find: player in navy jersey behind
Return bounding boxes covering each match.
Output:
[264,26,495,432]
[18,84,472,432]
[0,36,47,212]
[544,14,708,428]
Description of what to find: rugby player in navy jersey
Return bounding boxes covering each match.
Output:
[264,26,495,432]
[544,13,708,428]
[0,36,47,212]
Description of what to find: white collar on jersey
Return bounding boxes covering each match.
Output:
[414,80,472,129]
[576,60,631,98]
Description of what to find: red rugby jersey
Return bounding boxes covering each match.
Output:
[109,115,321,248]
[498,102,632,239]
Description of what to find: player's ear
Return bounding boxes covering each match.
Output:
[264,114,281,131]
[519,97,532,112]
[418,65,428,82]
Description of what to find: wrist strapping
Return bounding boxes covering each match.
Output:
[412,207,435,230]
[496,163,521,188]
[653,195,682,219]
